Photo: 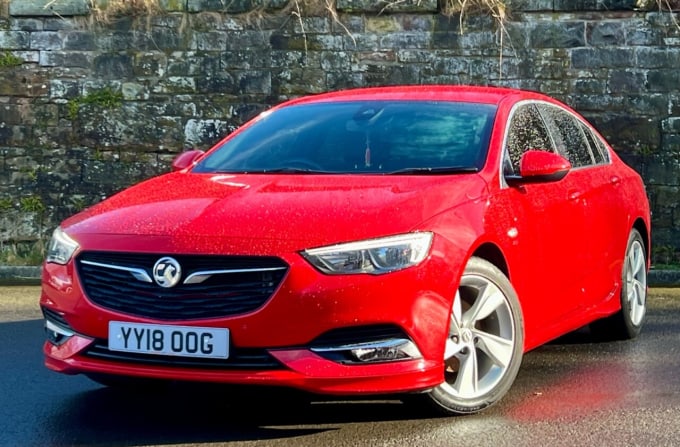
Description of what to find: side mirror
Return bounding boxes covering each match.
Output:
[171,150,205,171]
[506,150,571,184]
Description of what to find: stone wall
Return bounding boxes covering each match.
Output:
[0,0,679,264]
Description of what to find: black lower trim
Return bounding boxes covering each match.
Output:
[42,306,71,329]
[83,340,284,370]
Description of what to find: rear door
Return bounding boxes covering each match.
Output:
[537,104,621,306]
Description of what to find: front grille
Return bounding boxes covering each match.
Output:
[76,252,289,320]
[84,339,284,369]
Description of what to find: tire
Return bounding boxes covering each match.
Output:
[590,229,647,341]
[412,257,524,415]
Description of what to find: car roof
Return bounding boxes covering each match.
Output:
[280,85,544,107]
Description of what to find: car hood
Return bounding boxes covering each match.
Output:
[63,172,488,253]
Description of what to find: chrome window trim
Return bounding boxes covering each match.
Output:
[499,100,558,189]
[499,99,613,190]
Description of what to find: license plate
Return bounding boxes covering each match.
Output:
[108,322,229,359]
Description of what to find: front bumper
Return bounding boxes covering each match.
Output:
[43,334,442,394]
[40,236,460,395]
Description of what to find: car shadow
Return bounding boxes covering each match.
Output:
[43,384,429,446]
[5,303,672,446]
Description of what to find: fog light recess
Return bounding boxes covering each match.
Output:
[45,320,75,346]
[312,338,422,364]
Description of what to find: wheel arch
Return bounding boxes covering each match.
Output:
[472,243,510,279]
[632,218,650,263]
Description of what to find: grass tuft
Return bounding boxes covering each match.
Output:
[442,0,508,32]
[0,51,23,68]
[636,0,680,10]
[67,87,124,120]
[87,0,161,23]
[0,240,45,266]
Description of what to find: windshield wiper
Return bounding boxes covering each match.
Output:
[385,166,479,175]
[260,167,331,174]
[210,168,329,174]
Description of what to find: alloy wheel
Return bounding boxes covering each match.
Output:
[442,274,516,401]
[626,238,647,326]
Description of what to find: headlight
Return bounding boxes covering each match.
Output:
[302,232,433,275]
[46,227,79,265]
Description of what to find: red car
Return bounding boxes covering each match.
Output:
[42,86,650,415]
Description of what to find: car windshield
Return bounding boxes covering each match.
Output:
[193,100,497,174]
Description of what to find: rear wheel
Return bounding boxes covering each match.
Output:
[414,257,524,415]
[591,228,647,340]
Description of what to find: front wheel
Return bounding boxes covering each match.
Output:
[591,228,647,340]
[414,257,524,415]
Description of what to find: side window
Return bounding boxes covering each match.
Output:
[597,137,611,163]
[580,122,605,164]
[588,127,611,164]
[538,105,594,168]
[504,104,554,175]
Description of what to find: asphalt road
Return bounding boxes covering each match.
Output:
[2,286,680,447]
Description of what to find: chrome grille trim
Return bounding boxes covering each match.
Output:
[184,267,288,284]
[80,259,153,283]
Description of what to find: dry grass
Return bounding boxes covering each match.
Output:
[86,0,161,23]
[77,0,510,32]
[636,0,680,10]
[441,0,509,79]
[637,0,680,29]
[0,240,45,266]
[443,0,507,16]
[442,0,508,31]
